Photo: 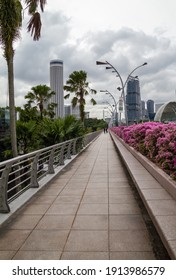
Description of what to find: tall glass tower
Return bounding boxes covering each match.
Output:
[147,99,155,120]
[50,59,64,118]
[126,77,141,124]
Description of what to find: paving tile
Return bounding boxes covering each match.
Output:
[73,215,108,230]
[156,215,176,240]
[109,204,140,215]
[54,196,81,204]
[134,179,161,189]
[32,195,56,204]
[133,173,158,181]
[109,194,136,204]
[19,204,50,215]
[141,189,172,200]
[86,182,108,188]
[13,251,62,260]
[81,196,108,204]
[6,214,42,230]
[36,215,75,230]
[148,200,176,215]
[21,230,69,251]
[89,177,108,183]
[109,188,133,195]
[109,177,129,183]
[46,204,78,215]
[60,189,85,196]
[77,203,108,215]
[84,189,108,196]
[0,251,16,260]
[110,230,153,252]
[64,230,108,252]
[109,215,146,230]
[110,252,156,260]
[0,230,30,250]
[109,182,131,188]
[39,188,63,196]
[61,252,109,260]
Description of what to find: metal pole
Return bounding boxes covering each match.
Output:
[105,61,128,126]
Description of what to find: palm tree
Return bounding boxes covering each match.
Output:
[0,0,47,157]
[0,0,23,157]
[64,70,97,122]
[25,84,56,120]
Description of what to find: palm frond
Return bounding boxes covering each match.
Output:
[27,12,41,40]
[64,94,70,99]
[90,89,97,94]
[25,0,46,14]
[90,98,97,105]
[72,97,78,107]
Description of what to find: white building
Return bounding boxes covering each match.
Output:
[49,60,64,118]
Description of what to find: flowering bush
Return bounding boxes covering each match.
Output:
[111,122,176,180]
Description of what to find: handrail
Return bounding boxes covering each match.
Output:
[0,131,101,213]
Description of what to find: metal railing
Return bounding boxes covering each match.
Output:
[0,131,101,213]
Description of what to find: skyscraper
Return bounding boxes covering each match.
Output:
[49,59,64,118]
[126,77,141,124]
[147,99,155,120]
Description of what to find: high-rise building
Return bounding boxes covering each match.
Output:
[147,99,155,120]
[49,59,64,118]
[126,77,141,124]
[141,100,146,120]
[64,105,72,117]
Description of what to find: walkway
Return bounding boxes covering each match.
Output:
[0,133,156,260]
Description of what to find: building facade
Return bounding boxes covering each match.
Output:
[49,59,64,118]
[147,99,155,120]
[154,101,176,122]
[0,108,10,137]
[126,77,141,124]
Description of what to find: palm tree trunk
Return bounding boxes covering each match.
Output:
[7,52,18,157]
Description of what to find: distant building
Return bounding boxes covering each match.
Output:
[49,59,64,118]
[64,105,72,117]
[0,108,10,137]
[126,77,141,124]
[154,101,176,122]
[147,99,155,120]
[141,100,146,120]
[72,105,80,119]
[65,104,89,120]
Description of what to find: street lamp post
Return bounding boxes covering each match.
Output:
[96,61,147,125]
[100,90,118,126]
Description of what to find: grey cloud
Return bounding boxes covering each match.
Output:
[1,11,176,110]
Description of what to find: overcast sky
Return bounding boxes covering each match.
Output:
[1,0,176,118]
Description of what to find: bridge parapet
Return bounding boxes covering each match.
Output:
[0,131,101,214]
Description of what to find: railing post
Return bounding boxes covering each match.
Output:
[72,139,77,155]
[59,145,65,165]
[83,136,87,147]
[30,153,40,188]
[0,163,12,213]
[48,147,55,174]
[66,142,72,159]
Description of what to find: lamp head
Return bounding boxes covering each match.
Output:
[96,61,108,65]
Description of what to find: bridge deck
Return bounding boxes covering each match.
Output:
[0,133,157,260]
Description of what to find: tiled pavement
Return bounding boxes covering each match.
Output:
[0,133,156,260]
